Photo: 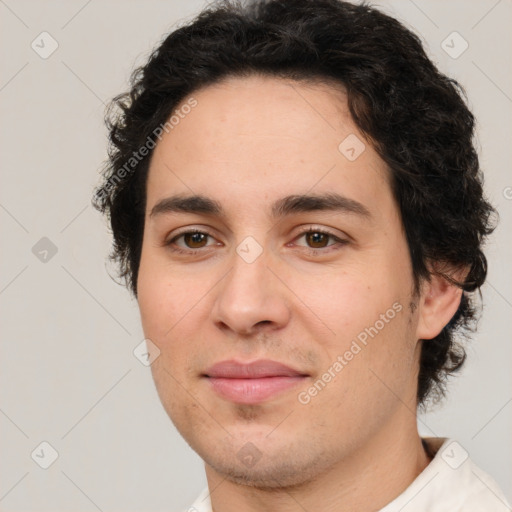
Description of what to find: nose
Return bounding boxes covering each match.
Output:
[211,247,291,336]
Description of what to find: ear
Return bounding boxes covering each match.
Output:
[415,266,468,341]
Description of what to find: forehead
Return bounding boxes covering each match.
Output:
[156,75,355,160]
[146,75,393,220]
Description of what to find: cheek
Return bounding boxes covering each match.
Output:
[137,250,194,338]
[137,263,169,337]
[298,308,417,443]
[137,251,215,377]
[149,357,200,439]
[292,258,417,406]
[291,264,409,348]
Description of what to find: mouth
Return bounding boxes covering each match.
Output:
[202,359,309,404]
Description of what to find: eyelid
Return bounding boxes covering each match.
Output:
[292,225,349,244]
[164,224,349,254]
[165,224,218,239]
[289,230,348,256]
[165,227,220,248]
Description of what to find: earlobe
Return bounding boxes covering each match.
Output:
[415,270,466,341]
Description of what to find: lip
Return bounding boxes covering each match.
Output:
[203,359,309,404]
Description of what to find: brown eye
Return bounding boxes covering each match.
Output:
[183,232,209,248]
[305,231,330,248]
[165,229,219,254]
[293,228,348,254]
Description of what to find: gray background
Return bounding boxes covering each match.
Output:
[0,0,510,510]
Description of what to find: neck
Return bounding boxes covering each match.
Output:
[205,415,430,512]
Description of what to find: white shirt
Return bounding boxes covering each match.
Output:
[185,438,511,512]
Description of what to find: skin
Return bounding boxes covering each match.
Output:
[137,75,463,512]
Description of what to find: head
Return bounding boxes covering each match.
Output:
[93,0,495,489]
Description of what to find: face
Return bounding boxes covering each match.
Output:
[137,75,423,488]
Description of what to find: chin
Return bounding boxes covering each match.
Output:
[200,436,335,490]
[210,457,331,490]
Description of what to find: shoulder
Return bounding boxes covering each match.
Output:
[460,460,511,511]
[381,438,511,512]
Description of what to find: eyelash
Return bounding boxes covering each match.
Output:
[164,227,348,256]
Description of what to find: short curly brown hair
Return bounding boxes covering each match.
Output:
[93,0,496,405]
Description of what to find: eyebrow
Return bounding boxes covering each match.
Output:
[149,192,371,220]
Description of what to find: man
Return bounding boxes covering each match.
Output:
[93,0,510,510]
